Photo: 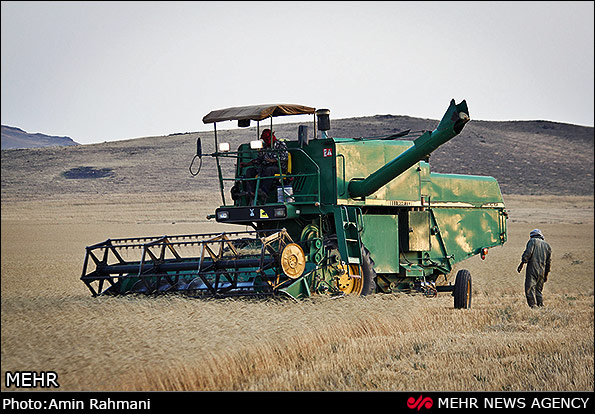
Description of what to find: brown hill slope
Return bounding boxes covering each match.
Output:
[1,125,79,149]
[1,115,593,201]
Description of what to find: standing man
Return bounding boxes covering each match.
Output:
[517,229,552,308]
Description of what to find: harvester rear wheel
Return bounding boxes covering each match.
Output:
[453,269,472,309]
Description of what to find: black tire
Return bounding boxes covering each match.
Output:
[360,246,377,296]
[453,269,472,309]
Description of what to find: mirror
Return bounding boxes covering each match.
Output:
[196,137,202,157]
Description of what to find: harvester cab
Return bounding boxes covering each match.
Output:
[81,100,508,307]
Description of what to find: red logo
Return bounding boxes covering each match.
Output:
[407,395,433,410]
[323,148,333,157]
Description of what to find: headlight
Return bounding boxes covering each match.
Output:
[250,140,263,150]
[217,210,229,220]
[274,208,286,218]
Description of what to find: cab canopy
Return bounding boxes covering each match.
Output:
[202,103,316,124]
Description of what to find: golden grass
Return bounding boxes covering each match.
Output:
[1,194,593,391]
[122,294,593,392]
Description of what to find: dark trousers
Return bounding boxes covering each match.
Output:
[245,164,280,195]
[525,274,545,307]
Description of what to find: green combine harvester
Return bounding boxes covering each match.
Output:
[81,99,507,308]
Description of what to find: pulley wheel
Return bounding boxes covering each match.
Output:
[281,243,306,279]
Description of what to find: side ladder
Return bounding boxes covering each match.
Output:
[334,206,363,265]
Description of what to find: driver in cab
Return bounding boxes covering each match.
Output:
[237,129,288,203]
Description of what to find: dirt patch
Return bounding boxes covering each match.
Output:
[62,166,114,179]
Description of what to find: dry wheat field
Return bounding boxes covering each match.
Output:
[1,193,593,391]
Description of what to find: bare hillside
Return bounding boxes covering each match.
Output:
[1,114,593,202]
[1,125,79,150]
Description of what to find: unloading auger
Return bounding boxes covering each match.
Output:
[81,99,508,307]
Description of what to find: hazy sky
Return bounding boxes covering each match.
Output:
[1,1,593,144]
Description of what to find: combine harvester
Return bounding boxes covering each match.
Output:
[81,99,507,308]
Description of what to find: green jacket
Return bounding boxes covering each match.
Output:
[521,236,552,280]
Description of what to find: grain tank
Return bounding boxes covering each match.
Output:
[81,99,507,308]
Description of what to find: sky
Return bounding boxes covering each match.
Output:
[1,1,593,145]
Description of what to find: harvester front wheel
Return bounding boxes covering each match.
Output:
[336,264,363,295]
[337,246,377,296]
[453,269,472,309]
[359,246,377,296]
